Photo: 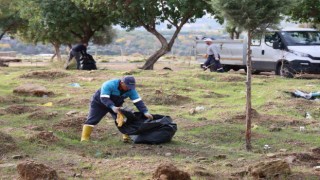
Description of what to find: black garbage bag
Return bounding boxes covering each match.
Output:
[80,54,97,70]
[117,110,177,144]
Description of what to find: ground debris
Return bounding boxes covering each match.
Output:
[152,163,191,180]
[13,83,54,97]
[0,131,17,155]
[20,70,68,79]
[17,160,59,180]
[248,159,291,179]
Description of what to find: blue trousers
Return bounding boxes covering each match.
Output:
[85,99,117,125]
[204,55,222,70]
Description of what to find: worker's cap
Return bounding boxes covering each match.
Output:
[203,38,213,42]
[122,76,136,90]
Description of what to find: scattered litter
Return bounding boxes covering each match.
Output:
[291,90,320,100]
[252,124,259,130]
[305,112,313,119]
[299,126,305,132]
[195,106,205,112]
[263,144,271,150]
[39,102,53,107]
[42,95,48,98]
[69,83,81,88]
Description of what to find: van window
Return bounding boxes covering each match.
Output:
[282,31,320,46]
[265,32,280,47]
[251,34,261,46]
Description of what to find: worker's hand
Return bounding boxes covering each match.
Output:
[144,112,153,120]
[111,106,120,113]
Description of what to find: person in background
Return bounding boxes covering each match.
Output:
[65,42,88,70]
[80,75,153,142]
[203,38,224,72]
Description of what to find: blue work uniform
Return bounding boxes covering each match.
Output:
[85,79,148,125]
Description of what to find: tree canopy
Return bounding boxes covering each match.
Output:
[288,0,320,25]
[78,0,221,69]
[0,0,26,40]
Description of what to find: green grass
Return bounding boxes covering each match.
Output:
[0,64,319,179]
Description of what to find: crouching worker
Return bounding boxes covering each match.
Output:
[203,38,224,72]
[81,76,153,142]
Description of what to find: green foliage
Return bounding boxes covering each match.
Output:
[16,0,115,45]
[77,0,221,69]
[0,0,26,39]
[212,0,288,31]
[288,0,320,25]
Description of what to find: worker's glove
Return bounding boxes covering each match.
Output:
[144,112,153,120]
[111,106,120,113]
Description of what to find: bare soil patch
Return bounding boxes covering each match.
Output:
[28,111,58,120]
[144,90,190,105]
[0,95,28,104]
[152,163,191,180]
[20,70,68,79]
[13,84,54,97]
[225,109,307,127]
[53,116,87,132]
[201,90,228,98]
[17,160,59,180]
[29,131,59,144]
[5,105,40,115]
[56,98,90,108]
[219,75,246,82]
[0,131,17,155]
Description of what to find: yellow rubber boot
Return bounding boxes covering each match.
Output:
[81,125,94,141]
[122,134,130,143]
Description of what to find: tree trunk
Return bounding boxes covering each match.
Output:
[52,43,62,61]
[0,32,5,40]
[141,24,183,70]
[235,32,241,39]
[245,31,252,151]
[50,53,56,62]
[141,47,168,69]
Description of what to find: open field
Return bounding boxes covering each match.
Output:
[0,56,320,179]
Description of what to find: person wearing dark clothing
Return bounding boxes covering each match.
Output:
[80,76,153,141]
[203,38,224,72]
[65,43,88,70]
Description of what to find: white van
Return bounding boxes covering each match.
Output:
[195,28,320,77]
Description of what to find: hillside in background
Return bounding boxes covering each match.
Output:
[0,17,300,56]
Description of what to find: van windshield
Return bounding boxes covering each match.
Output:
[281,31,320,46]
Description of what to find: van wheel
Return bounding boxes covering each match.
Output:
[276,63,294,78]
[223,65,231,72]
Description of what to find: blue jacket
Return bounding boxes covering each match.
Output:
[93,79,148,113]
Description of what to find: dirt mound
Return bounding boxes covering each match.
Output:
[13,84,54,97]
[5,105,39,115]
[0,131,17,155]
[220,75,246,82]
[17,161,59,180]
[153,163,191,180]
[56,98,90,108]
[0,95,26,104]
[28,111,58,120]
[29,131,59,144]
[248,159,291,179]
[20,70,68,79]
[201,90,228,98]
[195,73,216,81]
[53,116,87,132]
[226,109,305,127]
[144,90,190,105]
